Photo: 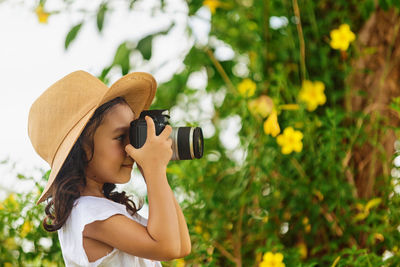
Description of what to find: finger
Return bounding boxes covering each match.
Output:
[145,116,155,139]
[125,144,136,156]
[167,138,173,147]
[159,125,172,139]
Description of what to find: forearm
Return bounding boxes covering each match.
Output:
[139,165,191,256]
[144,168,180,254]
[169,187,191,256]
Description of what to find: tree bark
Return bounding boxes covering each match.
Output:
[347,7,400,199]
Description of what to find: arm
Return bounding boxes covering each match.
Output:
[82,167,181,261]
[169,187,191,257]
[139,165,191,257]
[144,167,181,255]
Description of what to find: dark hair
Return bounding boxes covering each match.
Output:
[43,97,144,232]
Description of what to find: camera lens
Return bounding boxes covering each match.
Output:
[170,127,204,160]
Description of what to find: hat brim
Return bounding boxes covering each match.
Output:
[36,72,157,205]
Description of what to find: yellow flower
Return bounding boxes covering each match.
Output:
[355,203,364,211]
[353,198,382,222]
[259,252,285,267]
[299,80,326,111]
[238,78,256,98]
[374,233,384,242]
[4,193,19,210]
[248,95,274,118]
[4,263,13,267]
[174,258,185,267]
[4,237,18,250]
[294,122,304,128]
[35,4,50,24]
[364,197,381,213]
[249,51,257,66]
[207,246,214,255]
[203,0,222,14]
[279,104,300,110]
[263,109,280,137]
[302,217,311,233]
[256,252,263,263]
[225,222,233,230]
[330,24,356,51]
[297,242,308,259]
[20,220,33,238]
[353,211,368,222]
[202,232,210,240]
[313,190,324,201]
[276,127,303,154]
[194,225,202,234]
[42,260,58,267]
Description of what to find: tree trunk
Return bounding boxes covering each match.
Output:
[347,7,400,200]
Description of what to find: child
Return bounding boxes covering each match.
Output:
[28,70,191,266]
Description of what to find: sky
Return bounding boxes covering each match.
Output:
[0,0,247,217]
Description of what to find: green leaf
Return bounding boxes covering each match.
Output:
[160,0,166,10]
[135,23,174,61]
[128,0,137,10]
[137,35,153,60]
[379,0,391,10]
[112,42,131,75]
[43,169,51,181]
[98,66,113,84]
[96,2,107,33]
[390,97,400,117]
[17,173,27,180]
[64,22,83,50]
[113,42,130,65]
[360,0,376,19]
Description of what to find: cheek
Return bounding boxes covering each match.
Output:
[113,142,126,157]
[92,143,125,170]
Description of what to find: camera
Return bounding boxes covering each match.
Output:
[129,109,204,160]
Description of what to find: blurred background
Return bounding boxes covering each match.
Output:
[1,0,400,266]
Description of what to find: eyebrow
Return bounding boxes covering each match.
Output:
[112,126,129,134]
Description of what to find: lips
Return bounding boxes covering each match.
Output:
[122,165,133,168]
[122,161,134,168]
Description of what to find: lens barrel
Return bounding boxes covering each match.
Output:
[170,127,203,160]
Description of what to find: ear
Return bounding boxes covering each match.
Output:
[80,135,94,160]
[82,142,92,160]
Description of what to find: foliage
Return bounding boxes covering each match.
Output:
[0,170,63,267]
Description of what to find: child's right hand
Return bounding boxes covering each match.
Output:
[125,116,173,174]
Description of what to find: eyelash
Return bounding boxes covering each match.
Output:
[116,135,126,142]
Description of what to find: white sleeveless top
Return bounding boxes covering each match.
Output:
[57,196,163,267]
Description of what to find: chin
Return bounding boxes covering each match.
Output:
[122,176,131,183]
[117,171,132,184]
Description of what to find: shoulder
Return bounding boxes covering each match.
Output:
[71,196,128,220]
[71,196,147,226]
[73,196,125,210]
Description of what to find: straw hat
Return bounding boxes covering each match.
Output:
[28,70,157,205]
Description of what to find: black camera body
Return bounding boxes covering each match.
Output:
[129,109,204,160]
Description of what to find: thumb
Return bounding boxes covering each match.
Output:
[125,144,136,157]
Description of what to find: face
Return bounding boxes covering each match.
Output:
[84,103,135,186]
